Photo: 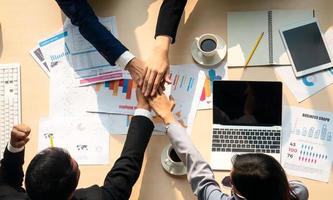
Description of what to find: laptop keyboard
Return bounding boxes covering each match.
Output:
[212,128,281,153]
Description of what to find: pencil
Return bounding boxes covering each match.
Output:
[244,32,264,68]
[50,134,54,148]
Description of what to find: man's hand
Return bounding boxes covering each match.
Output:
[125,57,148,87]
[136,88,150,111]
[142,36,172,97]
[148,93,176,124]
[10,124,31,149]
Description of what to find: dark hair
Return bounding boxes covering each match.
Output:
[231,153,298,200]
[25,147,79,200]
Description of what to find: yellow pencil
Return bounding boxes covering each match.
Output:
[244,32,265,68]
[50,134,54,148]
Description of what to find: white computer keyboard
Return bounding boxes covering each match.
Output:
[0,63,21,160]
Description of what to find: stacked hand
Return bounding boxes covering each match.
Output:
[142,36,172,97]
[125,57,148,87]
[136,88,150,111]
[10,124,31,149]
[126,36,171,97]
[148,93,176,125]
[136,87,176,125]
[125,36,171,97]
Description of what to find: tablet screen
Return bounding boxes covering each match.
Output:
[282,22,331,72]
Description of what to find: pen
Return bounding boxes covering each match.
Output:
[50,133,54,148]
[244,32,265,68]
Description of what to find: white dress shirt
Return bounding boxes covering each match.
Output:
[115,51,135,69]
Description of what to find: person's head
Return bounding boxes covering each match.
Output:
[25,147,80,200]
[229,153,297,200]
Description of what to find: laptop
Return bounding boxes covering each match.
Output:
[211,80,283,170]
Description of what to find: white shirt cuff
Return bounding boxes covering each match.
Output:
[115,51,135,69]
[7,142,24,153]
[134,108,153,122]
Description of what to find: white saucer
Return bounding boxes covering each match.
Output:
[160,144,187,176]
[191,36,227,67]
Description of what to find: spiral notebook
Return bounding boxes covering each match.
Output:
[227,10,314,67]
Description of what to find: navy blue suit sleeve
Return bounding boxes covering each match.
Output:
[0,146,25,192]
[100,116,154,200]
[155,0,187,43]
[55,0,128,65]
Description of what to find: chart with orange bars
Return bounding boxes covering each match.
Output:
[154,65,206,135]
[198,62,227,110]
[87,79,138,115]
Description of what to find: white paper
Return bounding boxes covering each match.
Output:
[227,11,269,66]
[29,46,51,76]
[38,31,70,69]
[37,17,127,86]
[282,106,333,182]
[49,60,92,117]
[87,79,138,115]
[104,114,164,135]
[38,116,110,165]
[275,66,333,102]
[64,17,125,84]
[197,62,228,110]
[326,27,333,55]
[49,60,134,135]
[64,17,118,54]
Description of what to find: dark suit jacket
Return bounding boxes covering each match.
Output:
[0,116,154,200]
[55,0,187,65]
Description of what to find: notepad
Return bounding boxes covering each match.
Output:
[227,10,314,67]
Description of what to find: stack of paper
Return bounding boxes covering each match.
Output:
[30,16,214,166]
[30,17,128,165]
[30,17,127,86]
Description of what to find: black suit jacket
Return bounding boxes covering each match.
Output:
[0,116,154,200]
[155,0,187,43]
[55,0,187,65]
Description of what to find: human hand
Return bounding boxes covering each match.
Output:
[10,124,31,149]
[148,93,176,124]
[136,88,150,111]
[142,36,172,97]
[125,57,148,87]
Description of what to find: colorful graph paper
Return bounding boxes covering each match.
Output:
[95,79,136,100]
[198,66,227,110]
[282,106,333,182]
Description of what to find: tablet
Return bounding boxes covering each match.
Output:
[280,18,333,77]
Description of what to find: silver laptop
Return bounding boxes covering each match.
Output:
[211,80,283,170]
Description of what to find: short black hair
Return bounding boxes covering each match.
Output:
[231,153,297,200]
[25,147,79,200]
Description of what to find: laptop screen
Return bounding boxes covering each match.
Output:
[213,81,282,126]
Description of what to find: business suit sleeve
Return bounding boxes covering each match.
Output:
[167,123,230,200]
[0,147,25,191]
[155,0,187,43]
[100,116,154,200]
[55,0,128,65]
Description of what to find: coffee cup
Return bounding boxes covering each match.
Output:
[196,34,219,57]
[161,144,186,176]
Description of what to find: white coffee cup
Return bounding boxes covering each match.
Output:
[161,144,186,176]
[195,34,219,57]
